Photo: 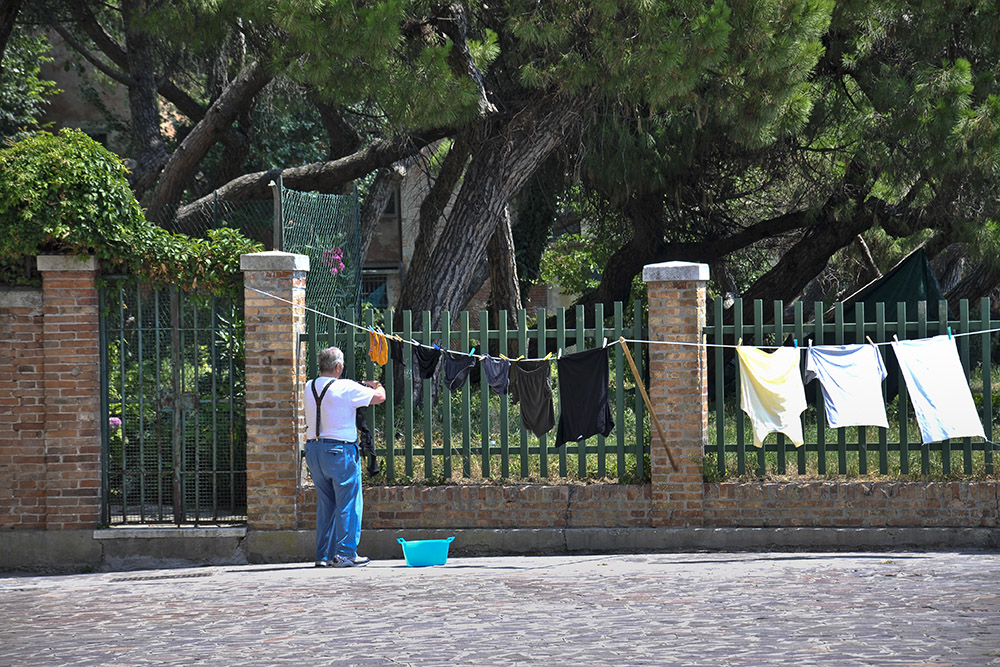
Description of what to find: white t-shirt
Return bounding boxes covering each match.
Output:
[891,335,985,444]
[303,377,377,442]
[804,344,889,429]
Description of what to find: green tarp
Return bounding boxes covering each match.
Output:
[840,248,952,324]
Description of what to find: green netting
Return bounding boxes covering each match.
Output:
[163,195,273,247]
[281,186,362,315]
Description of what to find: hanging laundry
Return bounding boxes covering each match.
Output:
[443,351,479,391]
[482,356,511,395]
[412,346,442,380]
[891,335,985,443]
[736,346,807,448]
[555,347,614,448]
[804,344,889,429]
[389,339,405,368]
[368,331,388,366]
[509,359,555,437]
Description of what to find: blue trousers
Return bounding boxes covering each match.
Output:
[304,440,363,562]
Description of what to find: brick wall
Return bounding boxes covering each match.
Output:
[0,288,46,528]
[292,480,1000,530]
[295,484,655,529]
[704,482,999,528]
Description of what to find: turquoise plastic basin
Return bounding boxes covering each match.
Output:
[397,536,455,567]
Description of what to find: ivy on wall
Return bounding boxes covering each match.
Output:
[0,129,261,294]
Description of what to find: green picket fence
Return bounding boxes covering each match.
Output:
[706,297,998,479]
[302,303,648,483]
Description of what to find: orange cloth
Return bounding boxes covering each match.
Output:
[368,331,388,366]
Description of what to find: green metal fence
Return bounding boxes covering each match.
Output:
[100,278,247,524]
[302,303,649,483]
[706,297,997,479]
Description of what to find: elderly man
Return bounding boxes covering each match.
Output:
[303,346,386,567]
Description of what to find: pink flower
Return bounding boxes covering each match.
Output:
[109,417,122,431]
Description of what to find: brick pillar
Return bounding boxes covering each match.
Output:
[643,261,710,527]
[36,255,102,529]
[241,251,309,530]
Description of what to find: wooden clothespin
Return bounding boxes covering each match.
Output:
[866,336,876,346]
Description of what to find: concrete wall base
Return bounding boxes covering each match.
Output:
[2,527,998,573]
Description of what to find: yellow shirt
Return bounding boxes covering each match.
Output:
[736,346,807,448]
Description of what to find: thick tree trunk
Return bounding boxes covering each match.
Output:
[147,61,272,221]
[946,262,1000,312]
[398,100,579,327]
[582,191,667,311]
[172,127,453,228]
[406,134,472,292]
[485,205,522,321]
[121,0,169,200]
[0,0,23,73]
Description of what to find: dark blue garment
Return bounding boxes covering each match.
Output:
[443,350,479,391]
[482,356,511,395]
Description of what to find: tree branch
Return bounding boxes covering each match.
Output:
[147,60,272,219]
[48,18,136,86]
[173,127,455,227]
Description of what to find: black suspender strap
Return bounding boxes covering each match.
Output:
[310,378,335,437]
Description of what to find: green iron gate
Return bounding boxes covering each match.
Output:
[99,278,247,524]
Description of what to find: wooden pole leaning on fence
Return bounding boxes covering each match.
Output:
[618,336,679,472]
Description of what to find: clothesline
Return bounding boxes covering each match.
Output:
[247,286,618,362]
[624,323,1000,349]
[248,287,1000,357]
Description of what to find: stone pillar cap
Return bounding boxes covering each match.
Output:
[36,255,98,272]
[240,251,310,272]
[642,261,710,282]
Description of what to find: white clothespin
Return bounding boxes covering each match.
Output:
[602,337,607,348]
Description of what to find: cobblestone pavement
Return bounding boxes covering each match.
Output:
[1,551,999,666]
